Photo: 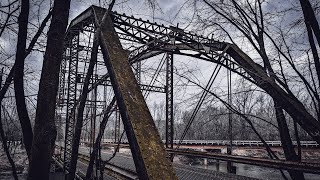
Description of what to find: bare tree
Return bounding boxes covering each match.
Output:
[1,1,52,164]
[195,1,320,135]
[27,0,71,179]
[299,0,320,118]
[0,2,50,178]
[0,69,18,180]
[0,0,19,38]
[191,1,320,178]
[13,0,33,159]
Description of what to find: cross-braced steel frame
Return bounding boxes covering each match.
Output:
[56,5,251,172]
[55,5,320,179]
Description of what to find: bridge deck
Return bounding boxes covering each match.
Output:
[79,147,257,180]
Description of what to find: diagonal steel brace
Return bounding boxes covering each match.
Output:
[92,7,178,180]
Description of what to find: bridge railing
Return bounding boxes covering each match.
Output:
[99,139,319,147]
[171,140,319,147]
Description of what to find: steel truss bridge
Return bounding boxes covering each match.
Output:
[54,5,320,180]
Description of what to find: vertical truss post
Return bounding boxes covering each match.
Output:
[166,53,174,150]
[136,61,141,83]
[57,50,67,107]
[64,33,79,170]
[114,107,120,143]
[227,59,234,173]
[89,75,94,149]
[56,45,68,143]
[103,83,108,110]
[91,73,98,148]
[114,108,117,142]
[95,8,177,179]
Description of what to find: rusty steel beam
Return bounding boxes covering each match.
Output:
[92,7,177,180]
[226,45,320,144]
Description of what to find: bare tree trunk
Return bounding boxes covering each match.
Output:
[299,0,320,120]
[25,9,53,56]
[13,0,33,159]
[85,97,116,179]
[0,7,52,174]
[0,69,19,180]
[304,19,320,88]
[0,68,13,101]
[274,102,304,180]
[27,0,71,179]
[68,35,99,180]
[299,0,320,47]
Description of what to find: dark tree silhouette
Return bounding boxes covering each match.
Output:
[27,0,71,179]
[13,0,33,159]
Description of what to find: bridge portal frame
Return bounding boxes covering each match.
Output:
[55,5,320,179]
[55,5,265,178]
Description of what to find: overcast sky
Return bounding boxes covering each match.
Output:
[1,0,319,119]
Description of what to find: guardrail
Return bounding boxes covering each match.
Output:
[53,143,320,178]
[172,140,319,147]
[99,139,319,147]
[167,149,320,174]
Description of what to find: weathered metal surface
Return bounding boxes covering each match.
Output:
[64,33,79,170]
[92,6,178,180]
[227,45,320,144]
[66,6,250,82]
[56,5,320,179]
